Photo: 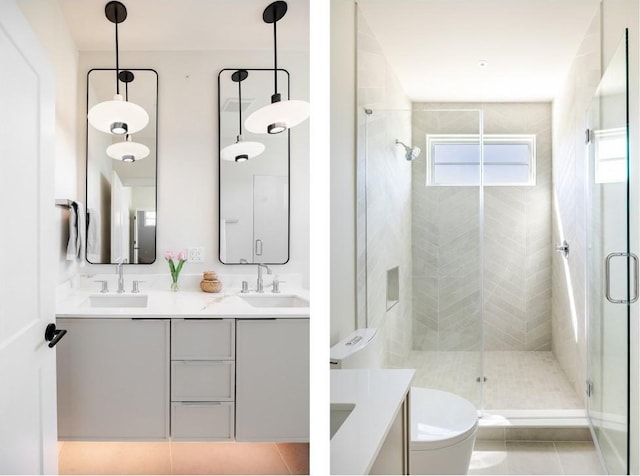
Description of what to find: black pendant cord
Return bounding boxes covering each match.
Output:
[273,19,278,98]
[115,12,120,95]
[238,78,243,135]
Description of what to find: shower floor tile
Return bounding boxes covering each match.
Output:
[392,350,582,410]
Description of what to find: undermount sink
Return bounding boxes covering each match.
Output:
[330,403,355,439]
[240,295,309,308]
[88,294,148,308]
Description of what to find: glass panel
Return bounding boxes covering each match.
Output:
[433,164,480,185]
[364,109,484,410]
[484,164,530,184]
[587,31,629,475]
[433,143,480,164]
[484,143,530,164]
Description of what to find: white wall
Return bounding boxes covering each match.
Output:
[76,50,310,287]
[551,8,600,409]
[330,0,357,345]
[17,0,79,284]
[356,8,413,366]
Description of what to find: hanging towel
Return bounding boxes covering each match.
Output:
[66,201,86,263]
[220,219,227,263]
[86,208,101,263]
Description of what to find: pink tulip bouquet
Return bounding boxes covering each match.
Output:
[165,250,186,291]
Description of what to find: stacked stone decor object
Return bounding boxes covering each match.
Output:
[200,270,222,293]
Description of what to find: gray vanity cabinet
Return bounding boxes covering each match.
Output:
[170,319,235,440]
[56,318,170,440]
[235,318,309,441]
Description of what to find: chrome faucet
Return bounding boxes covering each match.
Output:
[115,260,125,293]
[256,263,272,293]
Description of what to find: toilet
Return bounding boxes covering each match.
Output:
[330,328,478,475]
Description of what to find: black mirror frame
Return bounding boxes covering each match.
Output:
[217,67,291,265]
[85,67,159,265]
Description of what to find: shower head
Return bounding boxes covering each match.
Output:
[395,139,421,161]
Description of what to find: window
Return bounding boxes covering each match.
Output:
[594,127,627,183]
[144,211,156,227]
[426,134,536,186]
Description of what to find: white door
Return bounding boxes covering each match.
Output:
[0,1,58,473]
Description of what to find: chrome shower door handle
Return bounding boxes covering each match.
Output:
[255,239,263,256]
[605,252,639,304]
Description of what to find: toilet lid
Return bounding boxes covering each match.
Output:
[410,387,478,450]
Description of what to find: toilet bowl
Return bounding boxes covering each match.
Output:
[330,328,478,475]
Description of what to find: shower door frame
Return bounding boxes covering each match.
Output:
[585,28,632,475]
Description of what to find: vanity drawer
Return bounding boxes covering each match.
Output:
[171,319,234,360]
[171,361,234,401]
[171,402,234,440]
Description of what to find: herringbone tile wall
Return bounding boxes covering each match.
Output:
[356,7,413,367]
[411,103,553,352]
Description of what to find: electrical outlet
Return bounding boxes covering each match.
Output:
[188,247,204,263]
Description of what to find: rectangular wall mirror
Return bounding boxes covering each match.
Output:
[218,68,290,265]
[86,68,158,264]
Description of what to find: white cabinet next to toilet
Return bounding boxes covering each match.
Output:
[235,318,309,441]
[56,318,170,440]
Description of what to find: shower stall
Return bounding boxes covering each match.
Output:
[359,32,631,474]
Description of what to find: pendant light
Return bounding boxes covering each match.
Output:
[244,1,309,135]
[106,71,150,163]
[87,1,149,135]
[221,70,265,162]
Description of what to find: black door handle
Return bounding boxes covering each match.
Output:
[45,323,67,348]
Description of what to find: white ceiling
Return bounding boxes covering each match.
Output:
[58,0,309,52]
[357,0,601,102]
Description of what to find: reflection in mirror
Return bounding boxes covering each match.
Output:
[86,68,158,264]
[218,68,290,264]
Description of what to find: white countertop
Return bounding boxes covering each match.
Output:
[331,368,414,475]
[56,274,309,318]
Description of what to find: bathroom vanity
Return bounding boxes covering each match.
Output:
[330,369,414,474]
[55,281,309,443]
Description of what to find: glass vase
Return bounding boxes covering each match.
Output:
[170,279,179,292]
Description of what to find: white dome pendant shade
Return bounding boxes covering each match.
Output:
[244,1,309,135]
[107,135,150,163]
[221,138,265,162]
[87,1,149,136]
[88,94,149,135]
[244,98,310,134]
[221,69,265,162]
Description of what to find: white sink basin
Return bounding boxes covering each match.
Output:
[240,295,309,308]
[88,294,148,308]
[330,403,355,439]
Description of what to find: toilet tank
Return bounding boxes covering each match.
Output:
[330,328,381,369]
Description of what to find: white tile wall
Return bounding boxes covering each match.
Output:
[411,103,553,352]
[356,7,413,367]
[551,11,600,403]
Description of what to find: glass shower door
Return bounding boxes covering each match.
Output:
[587,30,631,475]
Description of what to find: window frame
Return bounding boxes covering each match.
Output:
[426,133,537,187]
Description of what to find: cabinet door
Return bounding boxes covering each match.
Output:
[235,318,309,441]
[57,318,170,440]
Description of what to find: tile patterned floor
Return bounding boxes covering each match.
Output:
[469,440,604,475]
[394,350,582,409]
[58,441,309,475]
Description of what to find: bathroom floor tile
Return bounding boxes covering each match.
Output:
[399,350,581,410]
[58,441,171,475]
[170,441,291,475]
[554,441,603,474]
[468,440,508,475]
[505,441,563,475]
[275,442,310,475]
